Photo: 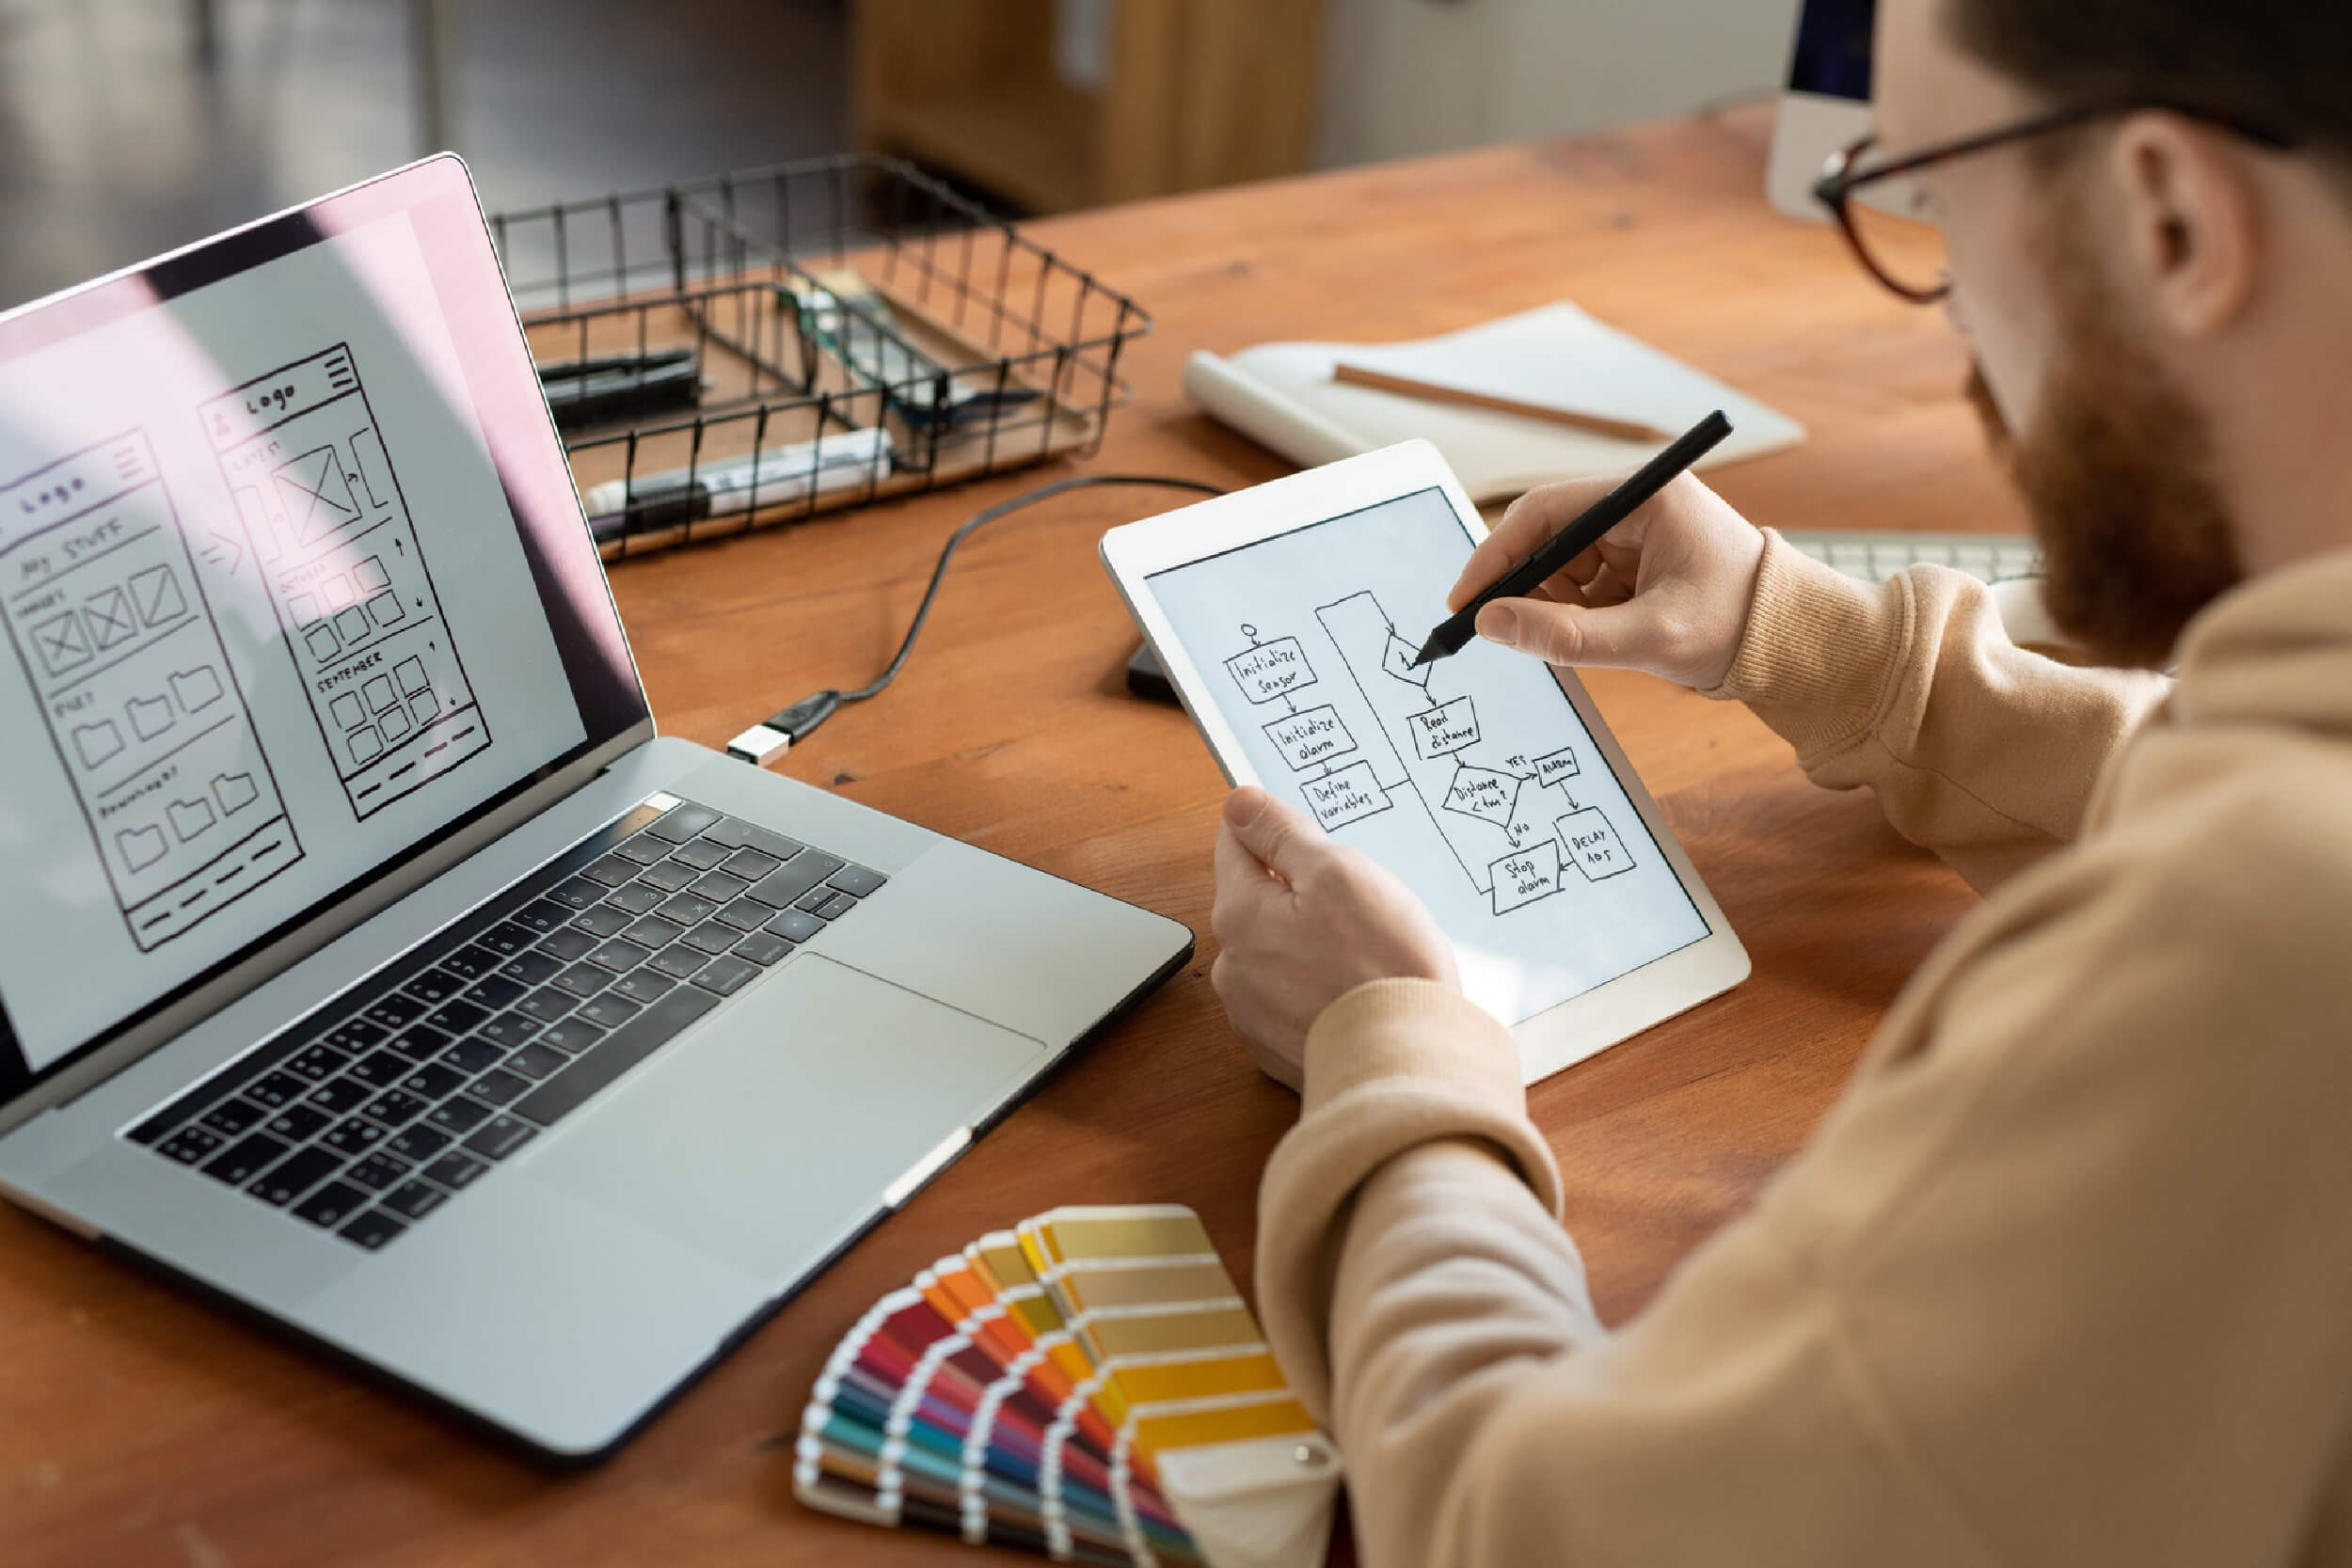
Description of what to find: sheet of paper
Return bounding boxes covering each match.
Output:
[1145,485,1710,1026]
[1186,302,1805,502]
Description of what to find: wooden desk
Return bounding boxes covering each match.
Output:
[1,105,2012,1567]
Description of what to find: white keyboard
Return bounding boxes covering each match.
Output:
[1782,531,2042,585]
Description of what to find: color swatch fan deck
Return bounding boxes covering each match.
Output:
[794,1204,1341,1568]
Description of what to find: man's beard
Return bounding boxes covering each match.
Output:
[1963,226,2242,668]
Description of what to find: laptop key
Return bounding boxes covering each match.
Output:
[244,1071,305,1111]
[440,1037,503,1075]
[668,837,730,872]
[792,887,834,913]
[389,1023,452,1062]
[364,1088,431,1129]
[468,974,527,1012]
[499,951,564,988]
[287,1043,351,1081]
[810,892,857,922]
[621,915,685,949]
[602,881,663,915]
[309,1077,372,1116]
[712,897,770,933]
[463,1116,537,1161]
[537,1019,606,1055]
[551,962,612,999]
[648,944,709,981]
[424,1150,488,1190]
[691,956,761,997]
[201,1132,290,1187]
[637,860,697,894]
[293,1180,368,1229]
[538,927,598,963]
[827,863,888,897]
[362,993,427,1032]
[514,898,570,933]
[573,904,633,938]
[439,943,501,981]
[321,1117,388,1157]
[613,969,676,1005]
[382,1180,449,1221]
[512,986,717,1128]
[429,999,490,1035]
[427,1097,495,1135]
[503,1041,567,1080]
[264,1103,332,1143]
[339,1210,407,1251]
[475,922,536,957]
[735,826,805,863]
[199,1098,268,1138]
[323,1017,389,1053]
[480,1012,543,1050]
[691,870,750,905]
[516,988,576,1024]
[249,1146,342,1208]
[718,847,782,881]
[746,852,845,911]
[763,909,825,943]
[157,1125,225,1164]
[645,802,721,842]
[345,1151,410,1192]
[654,893,717,927]
[580,854,639,888]
[388,1124,451,1163]
[589,938,652,974]
[612,835,668,866]
[575,992,641,1031]
[470,1069,530,1106]
[686,918,745,952]
[402,968,465,1006]
[404,1060,467,1100]
[732,930,794,967]
[548,875,607,910]
[347,1049,412,1087]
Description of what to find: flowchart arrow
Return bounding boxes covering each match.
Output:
[200,529,244,576]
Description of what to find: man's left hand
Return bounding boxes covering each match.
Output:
[1210,785,1459,1090]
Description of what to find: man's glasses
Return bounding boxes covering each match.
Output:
[1812,101,2297,305]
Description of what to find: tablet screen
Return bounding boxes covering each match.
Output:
[1146,485,1710,1026]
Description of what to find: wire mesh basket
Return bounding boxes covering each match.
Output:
[488,154,1153,561]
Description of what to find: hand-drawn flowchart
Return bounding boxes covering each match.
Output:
[0,431,303,950]
[200,342,491,821]
[1225,590,1636,916]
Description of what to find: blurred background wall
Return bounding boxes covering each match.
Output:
[0,0,1804,311]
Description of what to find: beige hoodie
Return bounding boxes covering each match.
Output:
[1255,530,2352,1566]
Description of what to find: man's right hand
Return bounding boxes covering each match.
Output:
[1448,471,1769,690]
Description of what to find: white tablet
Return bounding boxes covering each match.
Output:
[1101,440,1748,1085]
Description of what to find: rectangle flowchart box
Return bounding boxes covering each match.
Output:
[1407,695,1479,758]
[1263,705,1357,770]
[1558,806,1634,880]
[1301,759,1390,831]
[1533,745,1580,786]
[1489,838,1563,913]
[1225,637,1314,703]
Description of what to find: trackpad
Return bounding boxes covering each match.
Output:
[522,956,1046,1279]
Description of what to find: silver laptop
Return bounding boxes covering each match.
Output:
[0,156,1192,1461]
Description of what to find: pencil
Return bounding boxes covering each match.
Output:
[1330,362,1674,444]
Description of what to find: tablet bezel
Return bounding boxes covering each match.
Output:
[1100,439,1748,1084]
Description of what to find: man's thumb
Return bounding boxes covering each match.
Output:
[1224,785,1322,880]
[1476,596,1650,671]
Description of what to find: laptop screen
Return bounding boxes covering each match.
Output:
[1788,0,1875,103]
[0,158,647,1105]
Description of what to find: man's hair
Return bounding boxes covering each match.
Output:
[1945,4,2352,168]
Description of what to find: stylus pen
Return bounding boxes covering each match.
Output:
[1410,408,1734,666]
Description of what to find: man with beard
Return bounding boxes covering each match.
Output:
[1208,0,2352,1561]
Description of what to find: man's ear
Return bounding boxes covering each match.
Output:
[2105,111,2265,338]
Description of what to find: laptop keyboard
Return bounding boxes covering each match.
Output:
[125,798,888,1252]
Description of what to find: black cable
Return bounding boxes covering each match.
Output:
[725,473,1228,764]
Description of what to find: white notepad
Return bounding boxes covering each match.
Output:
[1184,302,1805,503]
